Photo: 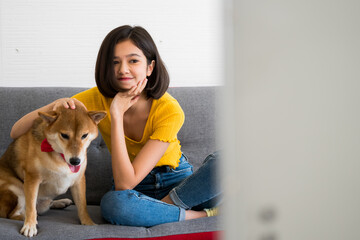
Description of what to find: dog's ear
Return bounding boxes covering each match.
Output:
[88,111,107,125]
[38,111,58,124]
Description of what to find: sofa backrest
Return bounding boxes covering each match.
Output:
[0,87,218,205]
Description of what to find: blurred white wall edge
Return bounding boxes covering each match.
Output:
[222,0,360,239]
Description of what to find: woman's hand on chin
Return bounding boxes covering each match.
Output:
[110,78,148,117]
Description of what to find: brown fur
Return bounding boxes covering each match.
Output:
[0,188,18,219]
[0,104,106,237]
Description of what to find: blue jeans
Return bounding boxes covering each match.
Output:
[100,152,220,227]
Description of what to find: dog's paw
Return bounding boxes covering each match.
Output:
[81,218,97,226]
[20,223,38,237]
[51,198,73,209]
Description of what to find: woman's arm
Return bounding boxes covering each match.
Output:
[11,103,52,139]
[10,98,80,139]
[109,78,170,190]
[111,113,169,190]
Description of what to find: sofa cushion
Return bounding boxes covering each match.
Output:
[0,87,220,239]
[0,87,218,205]
[0,205,221,239]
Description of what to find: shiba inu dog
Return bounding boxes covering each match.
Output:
[0,103,106,237]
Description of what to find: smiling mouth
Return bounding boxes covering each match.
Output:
[117,77,132,81]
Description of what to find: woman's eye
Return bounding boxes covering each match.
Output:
[130,59,139,63]
[113,61,119,65]
[81,133,88,140]
[61,133,69,140]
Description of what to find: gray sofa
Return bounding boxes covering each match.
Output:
[0,87,220,239]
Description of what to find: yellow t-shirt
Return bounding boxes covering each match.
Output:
[72,87,184,169]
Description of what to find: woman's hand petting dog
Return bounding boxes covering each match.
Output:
[52,98,87,111]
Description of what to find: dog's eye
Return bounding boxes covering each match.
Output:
[81,133,88,140]
[61,133,69,140]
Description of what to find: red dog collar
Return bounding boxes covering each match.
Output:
[41,138,65,160]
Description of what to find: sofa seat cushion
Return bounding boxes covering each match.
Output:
[0,205,221,240]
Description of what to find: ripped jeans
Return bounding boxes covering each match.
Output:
[100,152,221,227]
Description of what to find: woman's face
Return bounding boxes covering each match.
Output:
[113,40,154,92]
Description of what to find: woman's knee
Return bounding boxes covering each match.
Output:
[203,151,220,164]
[100,189,138,225]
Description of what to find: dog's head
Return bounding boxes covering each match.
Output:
[38,103,106,173]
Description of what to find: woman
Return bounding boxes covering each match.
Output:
[10,25,220,227]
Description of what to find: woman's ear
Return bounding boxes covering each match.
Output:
[147,60,155,77]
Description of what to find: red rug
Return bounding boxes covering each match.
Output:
[88,231,222,240]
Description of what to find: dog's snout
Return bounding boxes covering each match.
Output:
[69,157,81,166]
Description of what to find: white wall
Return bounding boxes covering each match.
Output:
[0,0,223,88]
[223,0,360,239]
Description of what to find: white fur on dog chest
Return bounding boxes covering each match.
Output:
[38,171,79,198]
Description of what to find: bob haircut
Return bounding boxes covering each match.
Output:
[95,25,169,99]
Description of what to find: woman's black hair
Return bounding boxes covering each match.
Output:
[95,25,169,99]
